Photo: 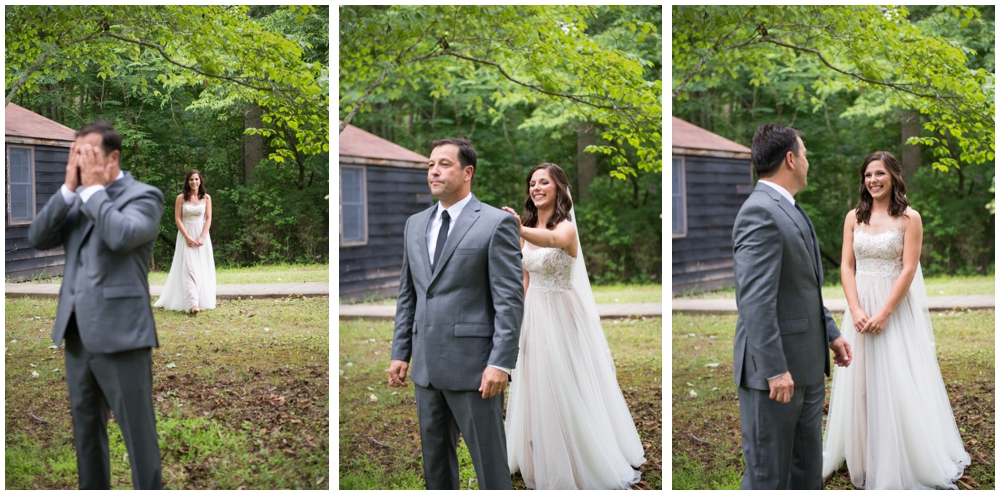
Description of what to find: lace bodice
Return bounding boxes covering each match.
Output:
[181,202,205,222]
[854,227,904,278]
[522,245,575,292]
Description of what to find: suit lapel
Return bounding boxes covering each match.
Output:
[759,184,820,283]
[414,205,435,282]
[79,173,133,248]
[429,195,481,287]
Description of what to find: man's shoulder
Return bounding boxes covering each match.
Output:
[736,190,776,217]
[126,176,165,201]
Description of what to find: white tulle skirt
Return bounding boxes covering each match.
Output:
[822,267,969,489]
[153,219,216,312]
[505,285,646,489]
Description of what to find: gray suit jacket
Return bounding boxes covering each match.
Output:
[28,172,165,354]
[392,194,524,391]
[732,183,840,391]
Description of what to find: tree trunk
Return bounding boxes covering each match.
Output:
[244,103,263,184]
[576,122,597,202]
[900,110,921,182]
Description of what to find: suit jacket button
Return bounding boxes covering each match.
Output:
[78,261,83,267]
[427,292,433,299]
[70,289,75,295]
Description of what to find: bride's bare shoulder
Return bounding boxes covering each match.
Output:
[844,209,857,226]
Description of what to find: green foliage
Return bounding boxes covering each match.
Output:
[673,5,995,276]
[6,5,328,163]
[577,172,662,284]
[216,156,329,265]
[673,5,995,174]
[340,5,662,179]
[6,6,329,266]
[342,6,661,282]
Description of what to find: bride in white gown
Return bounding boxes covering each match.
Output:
[501,163,646,489]
[822,151,969,489]
[154,169,216,313]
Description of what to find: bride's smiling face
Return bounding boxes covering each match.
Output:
[188,174,202,191]
[529,169,557,210]
[864,160,892,200]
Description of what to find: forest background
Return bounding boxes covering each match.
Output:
[340,5,663,284]
[673,5,995,278]
[5,5,330,269]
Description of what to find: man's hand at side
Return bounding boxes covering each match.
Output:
[479,367,508,399]
[768,371,794,403]
[388,360,409,387]
[830,336,852,367]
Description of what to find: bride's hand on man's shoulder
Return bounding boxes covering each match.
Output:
[500,207,522,229]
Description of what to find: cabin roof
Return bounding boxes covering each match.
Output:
[339,122,428,164]
[672,116,751,154]
[5,103,76,143]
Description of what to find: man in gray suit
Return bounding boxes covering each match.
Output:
[732,124,852,489]
[28,121,165,489]
[389,138,524,490]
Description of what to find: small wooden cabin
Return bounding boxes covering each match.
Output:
[672,117,754,295]
[339,124,431,302]
[5,103,75,281]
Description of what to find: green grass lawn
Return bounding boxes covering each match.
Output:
[5,296,329,489]
[671,309,995,490]
[342,283,663,306]
[339,317,663,489]
[677,274,995,300]
[9,263,329,286]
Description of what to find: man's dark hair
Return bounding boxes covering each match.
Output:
[76,121,122,157]
[430,137,477,181]
[751,124,802,178]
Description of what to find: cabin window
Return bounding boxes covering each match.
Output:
[672,156,686,238]
[7,145,35,225]
[340,165,367,246]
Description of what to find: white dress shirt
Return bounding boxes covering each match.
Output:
[60,170,125,205]
[757,179,795,206]
[425,192,473,260]
[424,192,510,375]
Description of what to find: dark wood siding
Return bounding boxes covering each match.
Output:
[339,163,432,302]
[673,155,753,295]
[6,144,68,281]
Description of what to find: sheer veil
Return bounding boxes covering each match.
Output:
[567,191,621,373]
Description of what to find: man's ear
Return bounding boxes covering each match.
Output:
[108,150,121,167]
[784,150,796,171]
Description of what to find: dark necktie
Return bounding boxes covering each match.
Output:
[432,210,450,271]
[794,202,821,281]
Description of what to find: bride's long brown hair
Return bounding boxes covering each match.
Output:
[521,163,573,229]
[855,151,908,225]
[183,169,206,202]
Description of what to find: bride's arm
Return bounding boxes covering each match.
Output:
[862,210,923,334]
[198,195,212,244]
[840,210,868,332]
[498,206,576,252]
[519,221,576,251]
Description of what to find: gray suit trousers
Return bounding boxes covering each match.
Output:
[738,383,825,490]
[64,316,162,490]
[415,383,510,490]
